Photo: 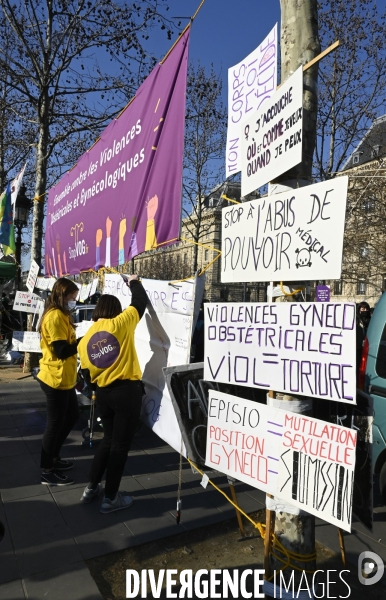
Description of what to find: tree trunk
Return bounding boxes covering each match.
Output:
[280,0,320,180]
[266,0,321,590]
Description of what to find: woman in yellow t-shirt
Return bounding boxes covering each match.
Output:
[38,277,80,486]
[78,274,148,514]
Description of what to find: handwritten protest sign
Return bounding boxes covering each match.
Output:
[206,391,280,494]
[205,390,356,532]
[226,24,278,177]
[241,66,303,195]
[44,30,189,276]
[26,260,39,293]
[103,274,204,452]
[13,291,43,314]
[277,408,356,531]
[12,331,41,352]
[164,363,265,466]
[222,177,348,282]
[204,301,356,403]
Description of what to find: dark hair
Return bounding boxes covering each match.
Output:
[92,295,122,321]
[358,301,371,312]
[38,277,79,332]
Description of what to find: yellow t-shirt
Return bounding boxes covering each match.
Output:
[38,309,77,390]
[78,306,141,387]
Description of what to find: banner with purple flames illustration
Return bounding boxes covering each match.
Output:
[44,30,190,275]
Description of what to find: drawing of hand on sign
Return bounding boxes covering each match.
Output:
[145,194,158,250]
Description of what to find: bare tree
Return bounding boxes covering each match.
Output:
[314,0,386,180]
[182,63,227,272]
[0,15,34,190]
[0,0,176,269]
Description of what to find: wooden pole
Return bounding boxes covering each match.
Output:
[303,40,340,72]
[228,482,246,537]
[338,528,347,567]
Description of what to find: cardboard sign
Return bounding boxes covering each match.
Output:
[13,291,43,314]
[277,406,356,532]
[222,177,348,283]
[103,275,205,452]
[226,24,278,177]
[314,391,374,531]
[241,66,303,195]
[205,390,356,532]
[12,331,41,352]
[204,301,357,403]
[26,260,40,293]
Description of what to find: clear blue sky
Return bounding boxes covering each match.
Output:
[153,0,280,93]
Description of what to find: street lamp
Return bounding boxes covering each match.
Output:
[14,186,32,290]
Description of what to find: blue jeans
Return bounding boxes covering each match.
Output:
[89,379,142,499]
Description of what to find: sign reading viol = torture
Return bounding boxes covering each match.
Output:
[204,302,356,404]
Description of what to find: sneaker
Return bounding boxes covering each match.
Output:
[80,483,102,504]
[100,492,133,514]
[41,469,74,486]
[53,458,74,471]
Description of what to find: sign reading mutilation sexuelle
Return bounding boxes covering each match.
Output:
[241,66,303,195]
[222,177,348,283]
[205,390,357,532]
[204,302,356,403]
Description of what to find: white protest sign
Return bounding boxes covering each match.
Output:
[12,331,41,352]
[26,260,40,293]
[11,163,27,207]
[103,275,205,452]
[206,390,279,494]
[35,277,47,290]
[222,177,348,282]
[78,282,92,303]
[205,390,356,532]
[75,320,94,339]
[204,301,356,403]
[14,291,43,314]
[89,278,98,297]
[277,408,356,532]
[226,24,278,177]
[241,66,303,195]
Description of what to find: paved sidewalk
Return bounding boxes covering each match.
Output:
[0,377,267,599]
[1,377,385,599]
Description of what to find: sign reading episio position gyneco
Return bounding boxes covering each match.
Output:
[226,24,278,177]
[204,302,356,403]
[222,177,348,282]
[44,30,190,276]
[241,66,303,195]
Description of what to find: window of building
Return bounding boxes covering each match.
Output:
[353,153,360,164]
[204,249,209,261]
[357,278,367,295]
[371,145,380,158]
[183,253,187,264]
[361,197,375,213]
[220,288,229,301]
[382,275,386,293]
[360,243,369,258]
[334,280,342,295]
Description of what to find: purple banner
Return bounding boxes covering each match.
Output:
[45,30,190,276]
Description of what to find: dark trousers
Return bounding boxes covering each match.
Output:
[39,381,80,470]
[89,380,142,499]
